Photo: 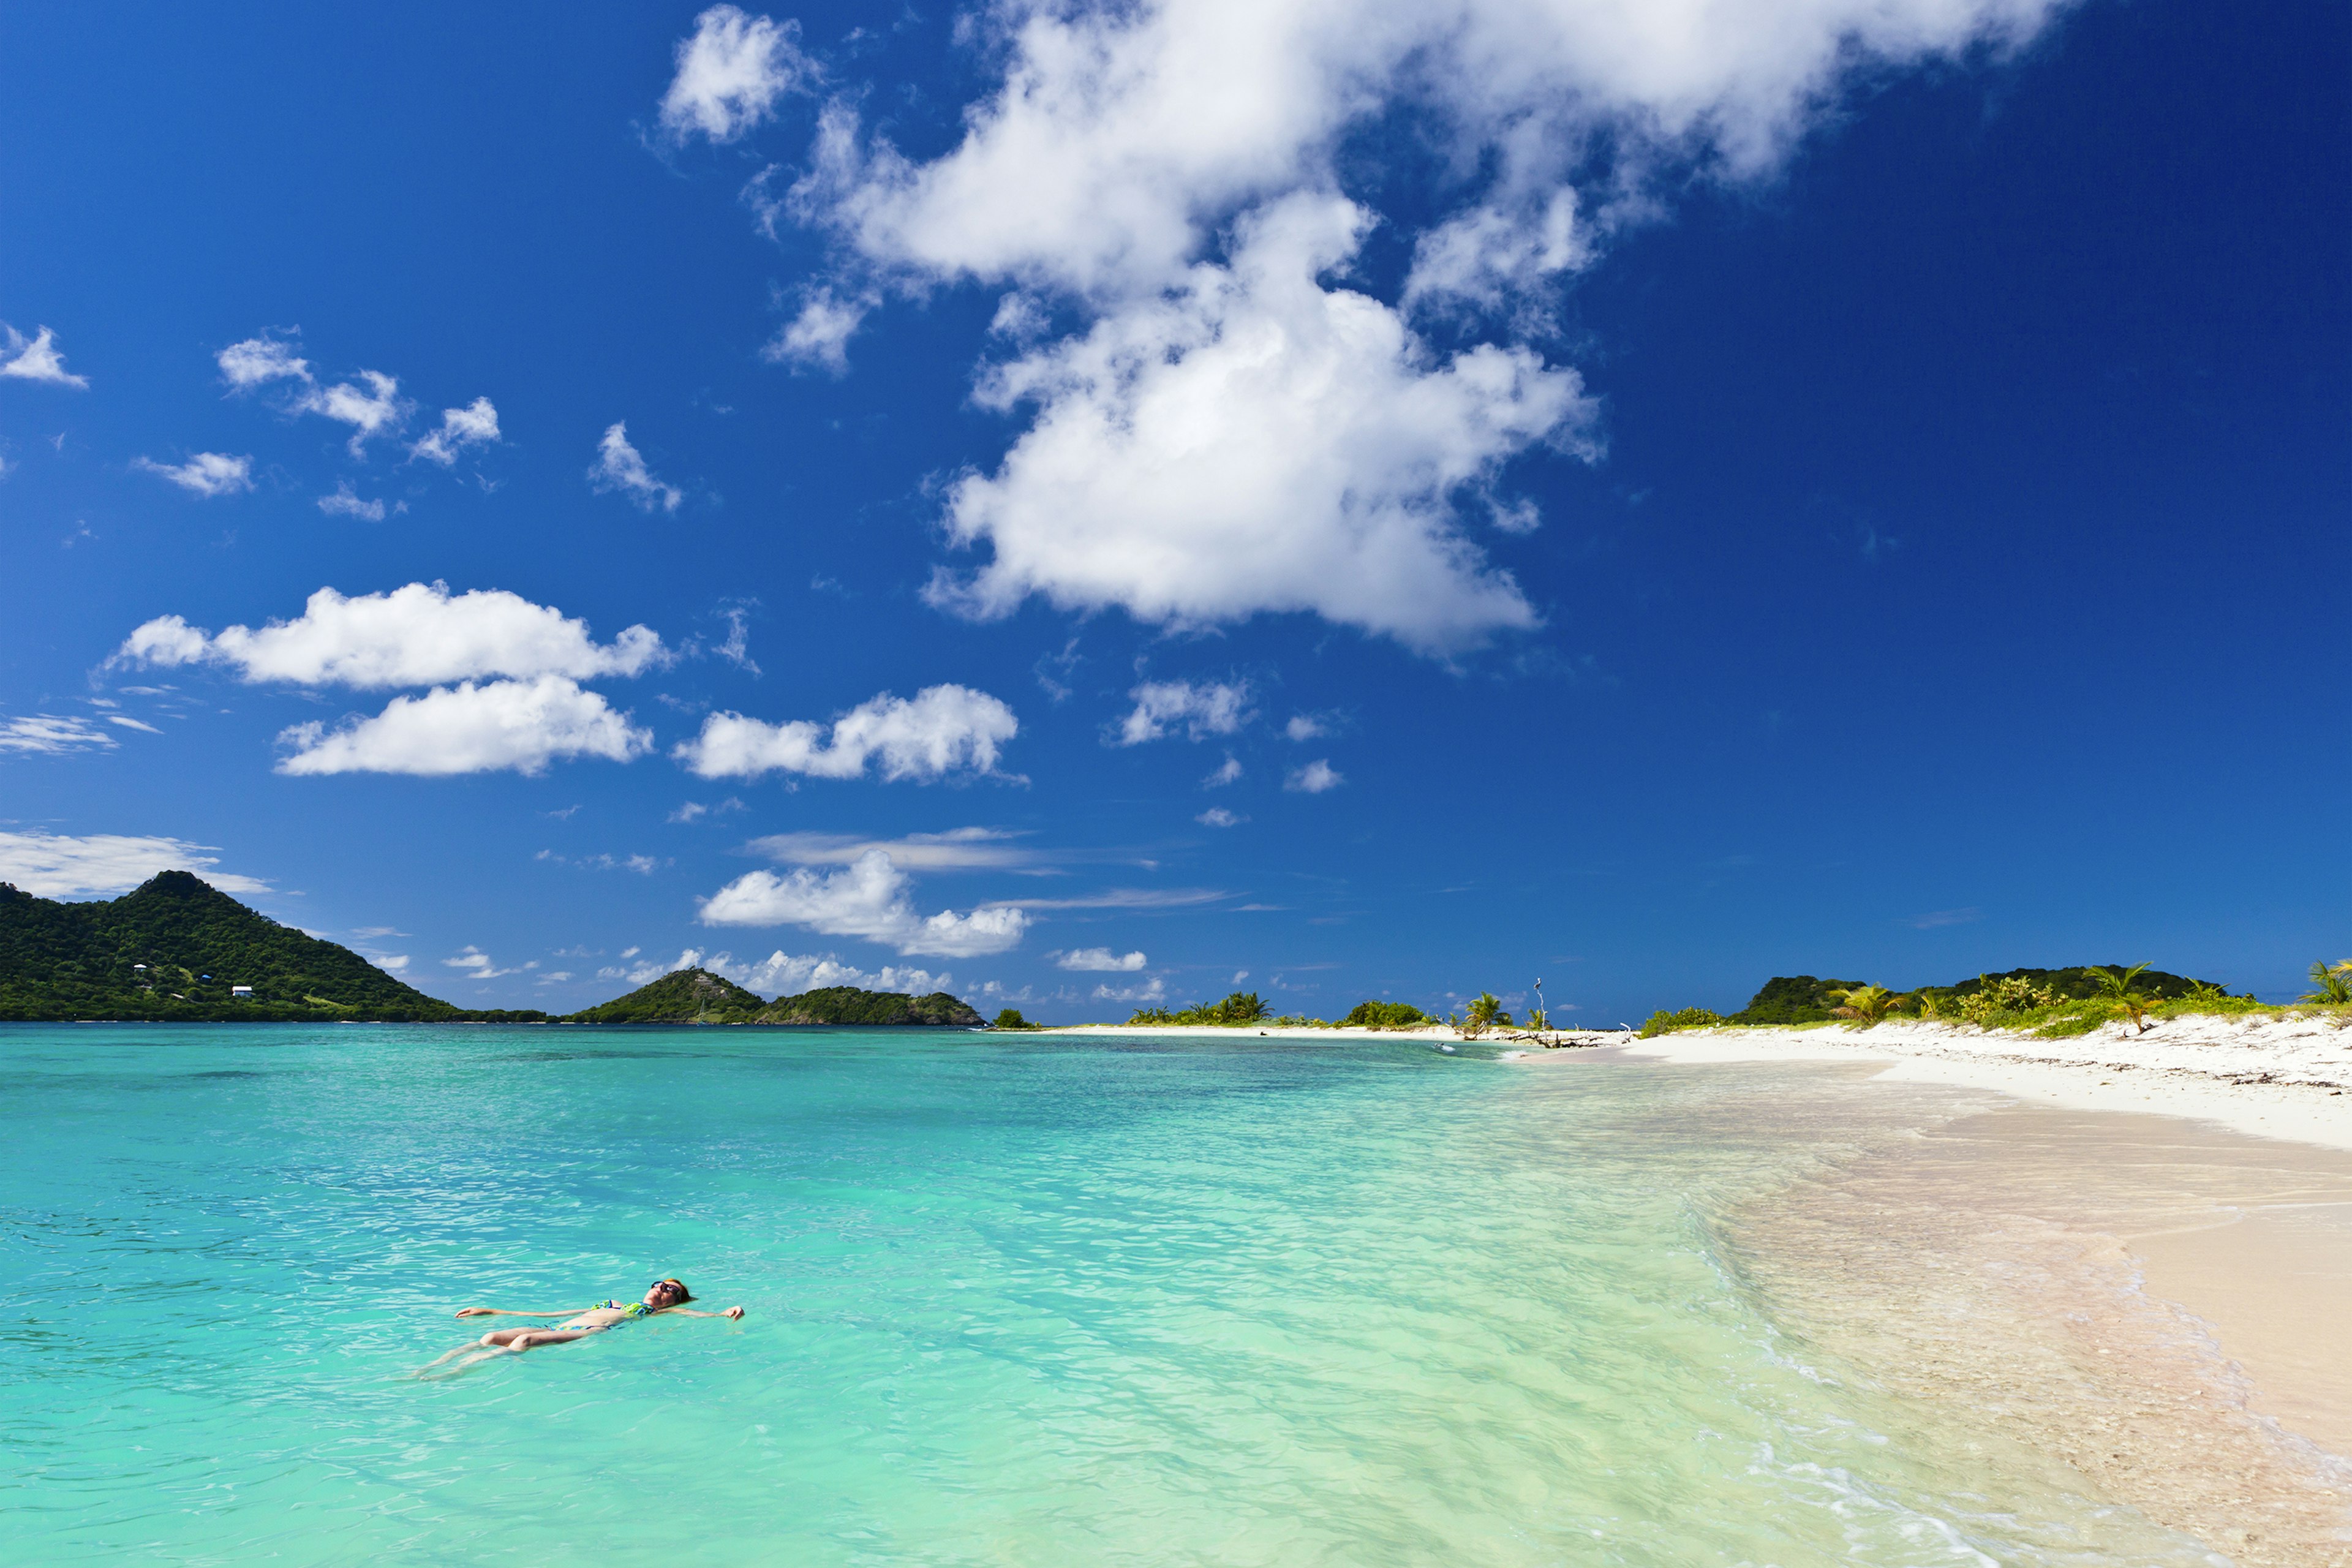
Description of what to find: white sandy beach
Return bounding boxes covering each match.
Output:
[1059,1013,2352,1152]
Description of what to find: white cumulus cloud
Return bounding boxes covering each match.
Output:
[0,829,269,898]
[276,677,654,777]
[699,849,1029,957]
[1116,679,1253,745]
[218,332,312,389]
[677,684,1017,782]
[134,453,254,497]
[774,0,2064,653]
[589,421,683,513]
[660,4,813,143]
[1195,807,1244,827]
[410,397,500,465]
[115,582,669,689]
[1286,758,1342,793]
[1055,947,1146,971]
[927,197,1588,653]
[0,325,88,387]
[297,370,410,454]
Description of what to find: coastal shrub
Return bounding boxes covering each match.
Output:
[2154,984,2266,1020]
[1957,974,2059,1025]
[2301,960,2352,1005]
[1824,984,1904,1023]
[1457,993,1513,1038]
[1341,1000,1433,1028]
[1270,1014,1330,1028]
[1638,1006,1725,1038]
[2029,1006,2114,1039]
[992,1008,1042,1030]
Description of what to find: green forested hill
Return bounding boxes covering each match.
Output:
[565,967,766,1023]
[755,986,984,1027]
[564,968,983,1027]
[0,872,514,1022]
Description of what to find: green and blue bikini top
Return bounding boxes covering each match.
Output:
[598,1299,658,1319]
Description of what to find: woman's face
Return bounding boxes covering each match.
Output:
[644,1281,685,1308]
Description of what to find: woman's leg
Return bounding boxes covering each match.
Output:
[502,1328,594,1353]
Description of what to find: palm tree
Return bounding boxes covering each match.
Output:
[1215,991,1270,1025]
[2087,962,2159,1033]
[1823,984,1904,1023]
[2301,960,2352,1006]
[1459,992,1504,1039]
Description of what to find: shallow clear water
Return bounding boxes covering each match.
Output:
[1,1025,2220,1566]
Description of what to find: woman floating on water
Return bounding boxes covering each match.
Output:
[417,1278,742,1376]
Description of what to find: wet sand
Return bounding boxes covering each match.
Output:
[1724,1090,2352,1565]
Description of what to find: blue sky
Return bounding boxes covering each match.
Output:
[1,0,2343,1019]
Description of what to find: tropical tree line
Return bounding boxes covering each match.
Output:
[1640,959,2352,1040]
[1121,993,1451,1030]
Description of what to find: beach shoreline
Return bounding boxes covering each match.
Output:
[1075,1014,2352,1556]
[1055,1015,2352,1153]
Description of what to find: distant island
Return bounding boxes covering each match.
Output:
[0,873,982,1028]
[567,967,983,1027]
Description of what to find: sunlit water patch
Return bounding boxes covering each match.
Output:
[1,1025,2228,1565]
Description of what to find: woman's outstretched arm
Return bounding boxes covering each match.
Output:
[454,1306,578,1318]
[659,1306,746,1320]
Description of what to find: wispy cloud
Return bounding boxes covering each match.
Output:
[981,888,1224,911]
[0,325,88,388]
[409,397,500,465]
[0,829,269,898]
[134,453,253,497]
[1905,907,1983,929]
[442,945,526,980]
[317,483,393,521]
[0,714,118,755]
[298,370,410,454]
[589,421,682,513]
[748,827,1038,872]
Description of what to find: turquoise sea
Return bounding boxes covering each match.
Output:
[2,1025,2225,1566]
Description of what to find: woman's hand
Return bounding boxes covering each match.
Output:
[724,1306,744,1320]
[455,1307,494,1317]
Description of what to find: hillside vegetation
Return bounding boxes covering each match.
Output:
[564,968,982,1027]
[1639,965,2299,1039]
[0,872,535,1022]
